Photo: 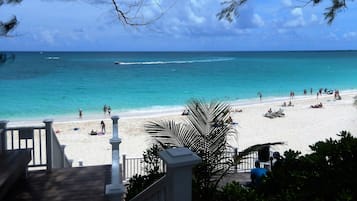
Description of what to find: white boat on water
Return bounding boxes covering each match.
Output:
[46,56,60,60]
[114,61,121,64]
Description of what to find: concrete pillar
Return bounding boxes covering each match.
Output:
[44,119,53,172]
[106,115,125,201]
[160,147,202,201]
[0,120,9,154]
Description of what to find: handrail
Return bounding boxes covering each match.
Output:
[7,125,45,130]
[129,175,168,201]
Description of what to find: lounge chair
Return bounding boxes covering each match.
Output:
[264,109,285,119]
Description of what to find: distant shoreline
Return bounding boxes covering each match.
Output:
[7,89,357,126]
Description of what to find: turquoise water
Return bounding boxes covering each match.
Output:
[1,51,357,120]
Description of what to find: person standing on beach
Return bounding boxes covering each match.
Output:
[258,92,262,102]
[103,104,108,116]
[108,106,111,116]
[101,120,106,133]
[79,109,83,119]
[310,88,313,95]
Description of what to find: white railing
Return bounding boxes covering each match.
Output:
[0,119,72,171]
[121,149,258,181]
[122,155,166,181]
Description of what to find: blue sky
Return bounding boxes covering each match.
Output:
[1,0,357,51]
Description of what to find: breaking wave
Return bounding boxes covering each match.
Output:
[118,58,233,65]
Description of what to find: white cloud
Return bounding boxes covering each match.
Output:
[310,14,318,23]
[283,7,305,28]
[326,32,338,40]
[190,0,204,8]
[187,7,206,24]
[291,8,303,17]
[281,0,292,7]
[284,18,304,27]
[39,30,58,45]
[252,14,264,27]
[343,32,357,39]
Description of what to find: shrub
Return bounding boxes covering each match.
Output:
[125,144,164,200]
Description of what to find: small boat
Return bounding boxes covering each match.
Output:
[114,61,121,65]
[46,56,60,60]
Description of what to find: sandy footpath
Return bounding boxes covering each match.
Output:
[53,91,357,167]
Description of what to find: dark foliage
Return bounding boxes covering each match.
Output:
[217,131,357,201]
[217,0,352,24]
[0,52,15,64]
[0,0,21,36]
[125,144,164,200]
[143,144,163,175]
[218,181,260,201]
[125,173,163,200]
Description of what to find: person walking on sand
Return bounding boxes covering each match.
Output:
[79,109,83,119]
[101,120,106,133]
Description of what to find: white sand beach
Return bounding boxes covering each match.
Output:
[53,91,357,167]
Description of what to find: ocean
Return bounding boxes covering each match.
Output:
[1,51,357,121]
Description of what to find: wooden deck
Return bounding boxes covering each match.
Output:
[3,165,112,201]
[3,164,251,201]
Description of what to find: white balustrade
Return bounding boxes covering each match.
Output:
[105,115,125,201]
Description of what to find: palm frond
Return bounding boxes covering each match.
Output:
[145,120,187,147]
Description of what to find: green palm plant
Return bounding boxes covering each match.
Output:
[145,99,282,201]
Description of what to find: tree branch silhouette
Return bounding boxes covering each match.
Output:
[217,0,350,24]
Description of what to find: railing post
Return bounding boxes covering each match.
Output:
[159,147,202,201]
[122,154,126,181]
[234,148,238,173]
[105,115,125,201]
[44,119,54,172]
[0,120,9,154]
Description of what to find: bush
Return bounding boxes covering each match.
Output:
[217,131,357,201]
[125,173,163,200]
[125,144,164,200]
[218,181,260,201]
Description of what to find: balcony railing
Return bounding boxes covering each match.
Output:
[121,148,258,181]
[0,120,72,171]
